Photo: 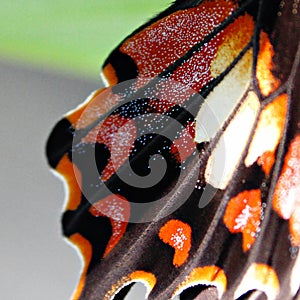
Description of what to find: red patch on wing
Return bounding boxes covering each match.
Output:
[90,194,130,257]
[171,14,254,91]
[83,114,137,182]
[148,98,176,114]
[159,219,192,267]
[273,135,300,246]
[121,1,255,93]
[224,190,262,251]
[121,1,237,87]
[171,121,196,162]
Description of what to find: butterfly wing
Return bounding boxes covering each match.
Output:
[46,0,300,299]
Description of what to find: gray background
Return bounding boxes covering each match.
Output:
[0,60,100,299]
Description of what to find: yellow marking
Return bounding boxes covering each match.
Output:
[256,32,280,96]
[211,14,254,78]
[245,94,288,168]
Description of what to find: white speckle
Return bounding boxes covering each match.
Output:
[170,228,187,250]
[234,204,252,230]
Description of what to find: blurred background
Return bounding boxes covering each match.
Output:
[0,1,170,299]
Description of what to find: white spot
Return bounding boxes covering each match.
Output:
[171,228,187,250]
[234,204,252,230]
[204,92,260,189]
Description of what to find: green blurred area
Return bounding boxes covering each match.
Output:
[0,0,171,79]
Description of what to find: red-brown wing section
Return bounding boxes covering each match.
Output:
[46,0,300,299]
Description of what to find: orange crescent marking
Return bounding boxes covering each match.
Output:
[159,219,192,267]
[130,271,157,291]
[89,194,130,257]
[68,87,121,130]
[273,134,300,246]
[173,266,227,298]
[66,102,90,127]
[69,233,92,300]
[104,271,156,300]
[224,189,262,252]
[66,88,106,128]
[235,263,279,299]
[102,63,118,86]
[56,154,82,211]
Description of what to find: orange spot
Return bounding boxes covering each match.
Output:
[69,233,92,300]
[257,151,275,175]
[245,93,288,168]
[173,266,227,298]
[103,63,118,86]
[235,263,279,299]
[273,134,300,246]
[56,154,82,211]
[89,194,130,257]
[256,32,280,97]
[159,219,192,267]
[224,190,262,251]
[104,271,156,300]
[83,115,137,182]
